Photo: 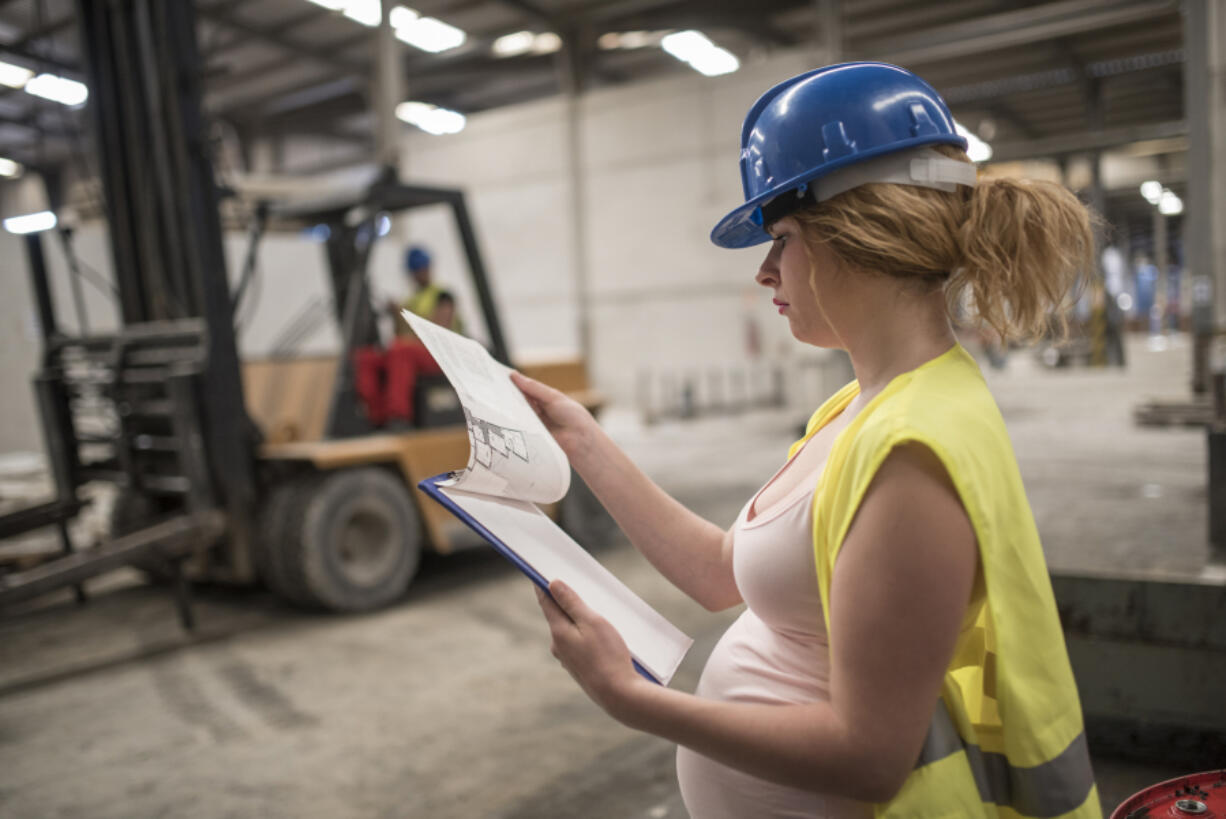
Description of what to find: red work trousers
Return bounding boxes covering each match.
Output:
[354,339,442,426]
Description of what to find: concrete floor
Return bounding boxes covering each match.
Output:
[0,333,1216,818]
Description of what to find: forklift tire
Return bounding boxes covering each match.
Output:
[276,467,422,612]
[255,476,321,607]
[558,470,619,552]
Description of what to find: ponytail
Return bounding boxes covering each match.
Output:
[792,144,1096,344]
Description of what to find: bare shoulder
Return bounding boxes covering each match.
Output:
[858,441,972,540]
[835,440,978,612]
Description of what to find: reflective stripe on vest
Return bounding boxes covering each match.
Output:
[916,700,1095,818]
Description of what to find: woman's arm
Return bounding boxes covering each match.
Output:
[513,373,741,611]
[538,443,979,803]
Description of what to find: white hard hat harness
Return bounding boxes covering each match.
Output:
[757,147,978,229]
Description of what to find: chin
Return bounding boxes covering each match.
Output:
[791,326,841,349]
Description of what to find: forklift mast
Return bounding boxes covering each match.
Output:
[74,0,256,510]
[0,0,256,616]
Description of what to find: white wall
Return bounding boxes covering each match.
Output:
[398,51,830,406]
[0,49,846,457]
[0,231,46,456]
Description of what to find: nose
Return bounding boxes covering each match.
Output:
[756,242,781,288]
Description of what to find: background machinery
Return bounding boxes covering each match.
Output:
[0,0,606,623]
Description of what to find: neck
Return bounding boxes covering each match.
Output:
[842,285,956,400]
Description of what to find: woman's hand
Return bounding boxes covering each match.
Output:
[535,580,650,725]
[510,372,598,459]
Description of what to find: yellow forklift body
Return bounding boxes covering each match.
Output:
[247,355,602,555]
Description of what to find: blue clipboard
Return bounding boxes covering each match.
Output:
[418,472,660,685]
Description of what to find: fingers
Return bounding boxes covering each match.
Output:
[510,371,561,403]
[535,584,574,628]
[535,581,598,634]
[547,580,591,622]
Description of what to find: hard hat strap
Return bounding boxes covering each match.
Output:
[757,148,978,229]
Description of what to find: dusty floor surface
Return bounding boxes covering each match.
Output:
[0,333,1216,818]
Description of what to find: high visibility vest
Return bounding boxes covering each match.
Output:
[791,344,1100,818]
[397,283,463,336]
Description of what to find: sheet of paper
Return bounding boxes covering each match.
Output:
[439,485,693,685]
[403,310,570,504]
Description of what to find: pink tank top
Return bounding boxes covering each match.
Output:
[675,451,870,819]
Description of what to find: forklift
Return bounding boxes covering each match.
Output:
[0,0,607,623]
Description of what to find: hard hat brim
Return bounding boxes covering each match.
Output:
[709,193,777,249]
[710,137,970,250]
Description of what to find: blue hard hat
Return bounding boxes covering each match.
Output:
[711,62,969,249]
[406,245,431,273]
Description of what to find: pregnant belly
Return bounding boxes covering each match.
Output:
[675,612,869,819]
[695,610,832,705]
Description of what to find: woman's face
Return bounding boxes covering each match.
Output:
[756,217,842,347]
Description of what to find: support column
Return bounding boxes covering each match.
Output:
[1184,0,1226,379]
[1152,206,1169,332]
[815,0,842,64]
[1183,0,1226,555]
[1086,79,1107,248]
[557,26,592,361]
[373,0,403,174]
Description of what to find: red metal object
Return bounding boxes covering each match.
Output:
[1111,770,1226,819]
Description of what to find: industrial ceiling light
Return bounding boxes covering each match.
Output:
[493,31,535,56]
[396,101,465,135]
[531,32,562,54]
[0,60,33,89]
[491,30,559,57]
[660,30,738,77]
[341,0,380,26]
[1140,180,1182,215]
[303,0,379,23]
[391,6,466,53]
[4,210,57,234]
[24,73,88,106]
[597,31,663,50]
[0,157,22,177]
[1158,190,1183,216]
[954,120,992,163]
[304,0,467,51]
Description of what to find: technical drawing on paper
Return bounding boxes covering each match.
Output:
[466,408,530,470]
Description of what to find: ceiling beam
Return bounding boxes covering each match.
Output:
[591,5,798,47]
[584,0,689,23]
[0,40,76,74]
[983,102,1041,141]
[938,48,1184,105]
[1,10,75,55]
[988,119,1186,162]
[195,6,365,74]
[858,0,1177,66]
[207,29,370,96]
[0,110,80,138]
[491,0,554,24]
[202,5,330,60]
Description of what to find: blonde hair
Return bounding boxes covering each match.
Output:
[791,145,1095,343]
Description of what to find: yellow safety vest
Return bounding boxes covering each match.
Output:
[791,344,1099,818]
[396,283,463,336]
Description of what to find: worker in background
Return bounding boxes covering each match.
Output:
[513,62,1099,818]
[358,246,461,429]
[391,245,463,337]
